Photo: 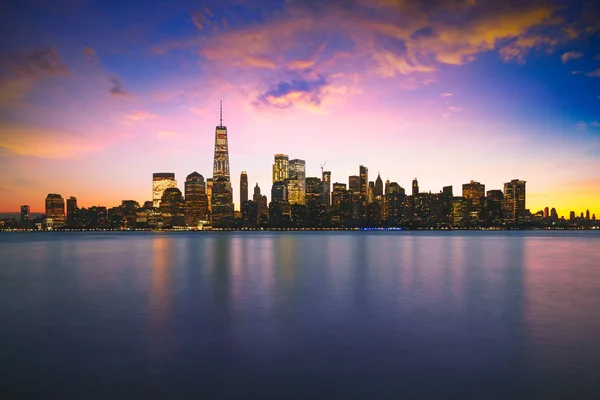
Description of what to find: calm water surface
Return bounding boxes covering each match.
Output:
[1,231,599,399]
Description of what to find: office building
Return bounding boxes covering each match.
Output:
[152,173,176,208]
[160,188,185,227]
[211,102,234,227]
[412,178,419,196]
[322,170,331,209]
[66,196,78,227]
[273,154,289,183]
[288,159,306,205]
[20,205,30,226]
[45,193,65,227]
[185,172,208,227]
[503,179,526,224]
[240,171,248,206]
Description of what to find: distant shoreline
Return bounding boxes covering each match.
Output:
[2,227,599,233]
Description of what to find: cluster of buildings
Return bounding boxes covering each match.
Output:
[5,104,598,231]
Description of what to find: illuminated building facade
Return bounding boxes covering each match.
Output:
[160,188,185,227]
[359,165,369,219]
[273,154,289,183]
[185,172,208,227]
[211,102,234,227]
[45,193,65,227]
[462,180,485,220]
[452,197,468,227]
[503,179,526,224]
[288,159,306,205]
[331,183,347,211]
[152,173,177,208]
[121,200,139,228]
[206,178,213,214]
[384,182,404,225]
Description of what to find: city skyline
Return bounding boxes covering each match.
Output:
[1,0,599,216]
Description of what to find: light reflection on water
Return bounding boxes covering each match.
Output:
[0,231,599,398]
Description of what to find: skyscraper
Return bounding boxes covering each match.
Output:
[20,205,30,226]
[160,188,185,227]
[66,196,78,227]
[211,102,234,227]
[322,170,331,209]
[153,173,177,208]
[288,159,306,205]
[374,174,383,198]
[240,171,248,206]
[273,154,289,183]
[45,194,65,227]
[462,180,485,220]
[359,165,369,201]
[503,179,526,225]
[412,178,419,196]
[206,178,213,214]
[185,172,208,227]
[359,165,368,219]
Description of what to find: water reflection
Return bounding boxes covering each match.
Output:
[3,232,599,397]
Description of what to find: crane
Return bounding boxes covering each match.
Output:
[320,161,327,177]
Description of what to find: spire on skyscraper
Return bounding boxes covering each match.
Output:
[219,100,223,127]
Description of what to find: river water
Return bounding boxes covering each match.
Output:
[1,231,599,398]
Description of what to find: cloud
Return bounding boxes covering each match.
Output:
[156,130,181,139]
[0,122,101,159]
[109,77,129,96]
[561,51,584,63]
[254,73,329,109]
[191,9,213,30]
[123,111,157,122]
[0,47,70,107]
[441,93,452,97]
[586,69,600,77]
[83,47,99,63]
[574,121,600,131]
[152,0,600,99]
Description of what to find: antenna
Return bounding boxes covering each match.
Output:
[219,100,223,127]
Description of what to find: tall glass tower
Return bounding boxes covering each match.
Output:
[211,102,234,227]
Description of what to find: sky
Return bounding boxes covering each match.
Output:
[0,0,599,217]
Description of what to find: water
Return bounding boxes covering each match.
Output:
[1,231,599,399]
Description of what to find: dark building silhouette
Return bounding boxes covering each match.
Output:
[241,200,258,227]
[374,174,383,198]
[20,205,30,227]
[412,178,419,196]
[66,196,78,227]
[306,177,325,225]
[240,171,248,206]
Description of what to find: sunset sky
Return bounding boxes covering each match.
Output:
[1,0,599,217]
